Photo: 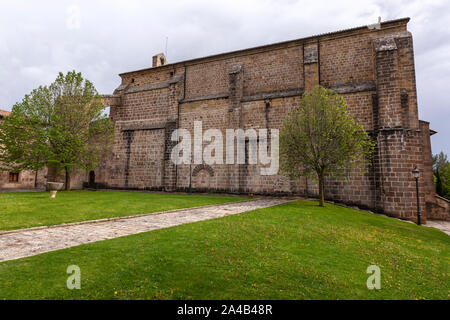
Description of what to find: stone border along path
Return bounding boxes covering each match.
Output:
[0,198,295,262]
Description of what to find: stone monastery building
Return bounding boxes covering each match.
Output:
[95,18,446,222]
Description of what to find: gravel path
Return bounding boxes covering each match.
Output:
[0,198,293,262]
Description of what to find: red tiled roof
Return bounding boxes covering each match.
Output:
[0,109,11,117]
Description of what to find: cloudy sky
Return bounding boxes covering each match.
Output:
[0,0,448,154]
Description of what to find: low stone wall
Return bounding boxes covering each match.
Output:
[427,195,450,221]
[0,168,47,189]
[46,166,86,190]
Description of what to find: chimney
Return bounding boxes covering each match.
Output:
[152,53,167,67]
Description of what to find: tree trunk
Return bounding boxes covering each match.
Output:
[305,177,309,198]
[318,171,325,206]
[65,167,71,191]
[34,170,38,188]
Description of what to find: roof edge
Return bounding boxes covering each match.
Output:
[119,17,410,77]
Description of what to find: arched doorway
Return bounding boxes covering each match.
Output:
[192,164,215,190]
[89,170,95,187]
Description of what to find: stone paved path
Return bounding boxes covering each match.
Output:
[425,220,450,236]
[0,198,292,262]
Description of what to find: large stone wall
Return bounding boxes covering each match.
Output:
[95,18,443,222]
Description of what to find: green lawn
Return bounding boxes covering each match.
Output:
[0,191,246,231]
[0,200,448,299]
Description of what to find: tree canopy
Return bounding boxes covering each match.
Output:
[279,86,375,206]
[0,71,114,190]
[433,151,450,199]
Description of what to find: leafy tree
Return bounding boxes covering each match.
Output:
[0,71,114,190]
[280,86,375,206]
[435,170,443,196]
[433,151,450,199]
[433,152,448,172]
[0,86,51,180]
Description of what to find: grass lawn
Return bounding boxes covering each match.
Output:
[0,191,247,231]
[0,200,448,299]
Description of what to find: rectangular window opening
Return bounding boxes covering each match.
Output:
[8,172,19,182]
